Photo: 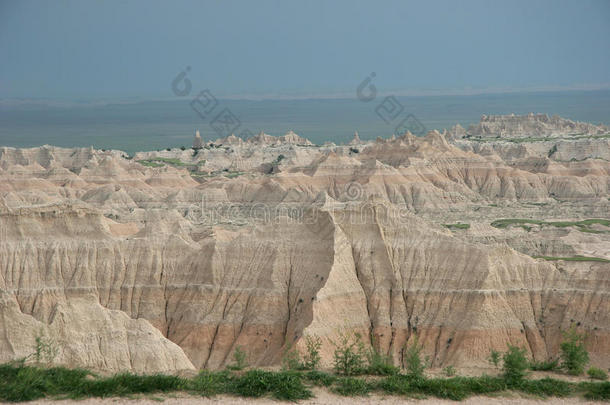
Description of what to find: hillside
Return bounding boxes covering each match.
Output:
[0,115,609,374]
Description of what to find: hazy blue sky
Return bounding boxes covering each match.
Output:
[1,0,609,100]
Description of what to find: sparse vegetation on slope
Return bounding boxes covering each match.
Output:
[466,133,610,143]
[533,255,610,263]
[530,358,560,371]
[587,367,609,381]
[224,170,244,178]
[331,330,367,376]
[502,345,529,386]
[226,346,248,371]
[2,128,610,401]
[561,327,590,376]
[137,157,188,168]
[491,218,610,234]
[136,160,165,167]
[443,223,470,230]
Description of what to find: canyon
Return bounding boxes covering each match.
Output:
[0,114,608,374]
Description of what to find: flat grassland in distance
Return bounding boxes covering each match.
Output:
[444,223,471,230]
[491,218,610,234]
[533,256,610,263]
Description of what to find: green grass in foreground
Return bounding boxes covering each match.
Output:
[1,362,610,402]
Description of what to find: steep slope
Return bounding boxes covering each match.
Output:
[0,116,608,372]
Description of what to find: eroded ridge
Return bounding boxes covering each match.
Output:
[0,114,608,373]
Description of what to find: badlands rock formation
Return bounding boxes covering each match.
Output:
[456,113,609,138]
[0,114,608,374]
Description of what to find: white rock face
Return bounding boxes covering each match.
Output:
[0,293,195,373]
[193,130,204,149]
[457,113,609,139]
[279,130,313,145]
[0,115,609,373]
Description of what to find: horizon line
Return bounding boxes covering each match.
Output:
[1,83,610,107]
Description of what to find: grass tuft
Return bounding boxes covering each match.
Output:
[331,377,372,396]
[78,373,184,397]
[303,370,336,387]
[587,367,608,381]
[186,370,230,396]
[228,369,312,401]
[581,381,610,400]
[376,374,412,395]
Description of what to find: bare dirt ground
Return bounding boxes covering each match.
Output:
[22,389,607,405]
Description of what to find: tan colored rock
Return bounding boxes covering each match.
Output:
[0,116,609,373]
[193,130,204,149]
[467,113,608,138]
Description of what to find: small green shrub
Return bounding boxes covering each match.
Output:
[227,346,248,371]
[560,327,589,375]
[530,358,559,371]
[331,330,366,376]
[302,336,322,370]
[502,345,529,386]
[32,330,59,365]
[488,349,501,368]
[366,355,399,376]
[332,377,371,396]
[443,365,457,377]
[365,341,399,376]
[403,336,427,378]
[281,343,303,371]
[587,367,608,381]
